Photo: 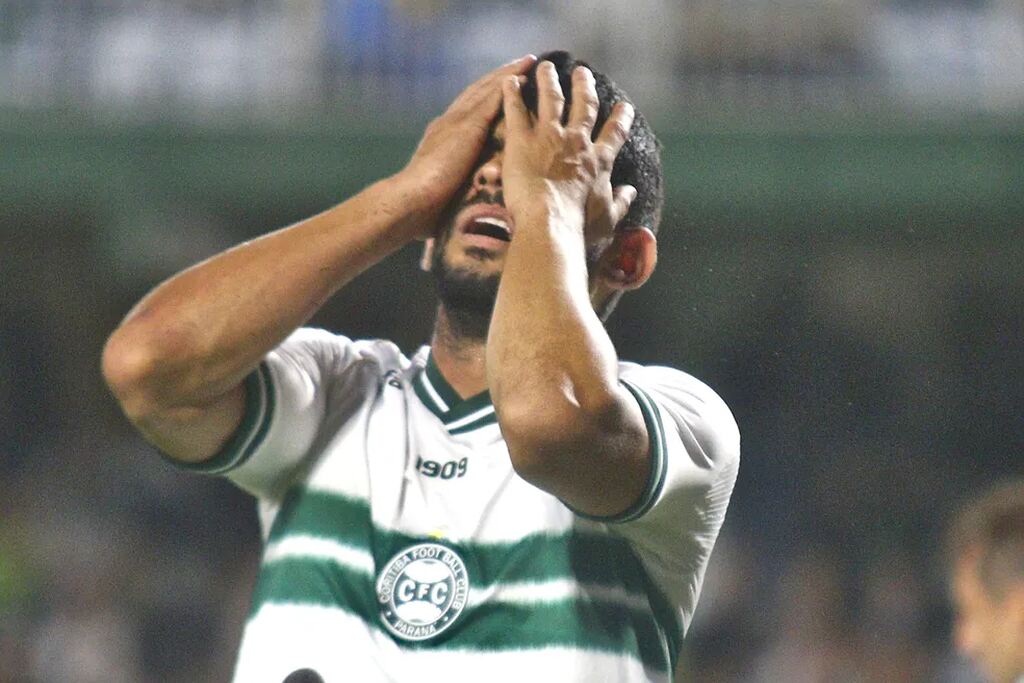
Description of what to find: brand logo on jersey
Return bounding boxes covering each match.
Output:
[376,542,469,641]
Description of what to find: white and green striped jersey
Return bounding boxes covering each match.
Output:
[180,328,739,683]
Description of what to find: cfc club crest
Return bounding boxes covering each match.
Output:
[376,542,469,641]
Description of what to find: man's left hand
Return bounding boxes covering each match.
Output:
[500,61,637,248]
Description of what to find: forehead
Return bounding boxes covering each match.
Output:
[487,112,538,147]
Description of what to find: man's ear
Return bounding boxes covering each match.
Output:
[594,227,657,292]
[420,238,435,272]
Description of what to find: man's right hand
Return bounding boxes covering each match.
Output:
[394,54,536,240]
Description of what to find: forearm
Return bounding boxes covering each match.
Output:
[487,202,648,516]
[103,174,423,411]
[487,202,620,429]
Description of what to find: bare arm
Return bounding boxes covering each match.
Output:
[487,63,647,517]
[103,55,537,463]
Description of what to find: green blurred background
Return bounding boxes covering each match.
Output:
[2,1,1022,681]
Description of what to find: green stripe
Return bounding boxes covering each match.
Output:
[447,412,498,434]
[442,392,493,425]
[250,556,669,672]
[266,487,372,548]
[168,363,275,474]
[413,352,495,434]
[423,354,461,409]
[412,371,445,418]
[250,556,377,620]
[616,380,669,522]
[259,488,681,669]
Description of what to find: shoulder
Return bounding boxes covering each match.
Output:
[275,327,409,374]
[618,361,740,469]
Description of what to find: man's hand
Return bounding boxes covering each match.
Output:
[500,61,636,249]
[395,54,537,240]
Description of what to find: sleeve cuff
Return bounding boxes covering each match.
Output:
[164,362,275,475]
[570,379,669,524]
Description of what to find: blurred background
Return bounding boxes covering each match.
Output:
[1,1,1022,681]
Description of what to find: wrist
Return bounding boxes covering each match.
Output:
[509,186,586,236]
[377,172,441,241]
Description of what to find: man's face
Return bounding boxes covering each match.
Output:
[951,555,1024,683]
[433,120,514,280]
[427,120,516,335]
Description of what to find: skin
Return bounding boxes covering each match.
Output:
[103,56,659,518]
[951,554,1024,683]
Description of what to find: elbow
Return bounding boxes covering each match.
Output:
[499,402,572,481]
[102,330,161,419]
[102,322,194,420]
[497,390,622,483]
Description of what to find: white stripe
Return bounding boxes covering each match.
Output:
[445,404,495,431]
[419,372,450,412]
[263,535,375,575]
[298,484,582,542]
[238,604,668,683]
[468,578,651,612]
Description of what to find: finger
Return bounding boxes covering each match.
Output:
[495,53,538,77]
[595,101,635,161]
[502,76,531,135]
[567,66,599,137]
[611,184,638,226]
[473,54,537,102]
[536,61,565,125]
[448,54,536,115]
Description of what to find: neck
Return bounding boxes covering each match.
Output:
[430,305,488,398]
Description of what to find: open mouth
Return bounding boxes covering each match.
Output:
[464,216,512,242]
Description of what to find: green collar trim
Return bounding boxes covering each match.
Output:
[413,352,497,434]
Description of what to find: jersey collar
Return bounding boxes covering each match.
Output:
[413,351,497,435]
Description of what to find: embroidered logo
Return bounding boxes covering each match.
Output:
[376,542,469,641]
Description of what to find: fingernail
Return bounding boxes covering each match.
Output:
[505,54,535,66]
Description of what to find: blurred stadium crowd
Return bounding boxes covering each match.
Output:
[3,0,1024,117]
[2,1,1023,682]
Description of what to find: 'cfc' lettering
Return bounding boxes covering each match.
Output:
[396,579,449,606]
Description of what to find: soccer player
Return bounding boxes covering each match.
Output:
[947,480,1024,683]
[103,51,740,682]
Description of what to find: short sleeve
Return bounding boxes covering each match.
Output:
[173,327,402,498]
[611,363,741,633]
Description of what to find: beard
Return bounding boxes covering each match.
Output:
[431,246,500,342]
[431,190,504,341]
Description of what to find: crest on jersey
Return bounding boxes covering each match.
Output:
[376,542,469,641]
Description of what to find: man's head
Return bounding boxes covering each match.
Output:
[424,50,664,339]
[947,479,1024,683]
